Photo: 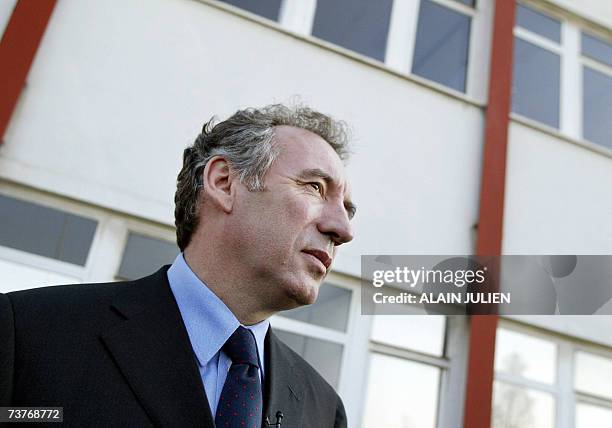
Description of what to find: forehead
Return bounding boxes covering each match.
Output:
[271,125,349,188]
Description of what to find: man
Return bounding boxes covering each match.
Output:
[0,104,356,427]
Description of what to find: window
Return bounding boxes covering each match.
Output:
[412,0,472,92]
[216,0,282,22]
[0,193,97,266]
[363,353,441,427]
[512,4,561,128]
[493,322,612,428]
[512,2,612,153]
[117,232,179,280]
[213,0,491,97]
[581,32,612,150]
[311,0,393,62]
[493,327,557,427]
[272,281,354,389]
[574,351,612,427]
[363,310,449,427]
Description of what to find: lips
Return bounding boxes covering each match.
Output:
[303,249,332,270]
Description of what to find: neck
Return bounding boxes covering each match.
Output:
[183,243,274,325]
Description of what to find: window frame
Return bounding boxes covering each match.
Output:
[208,0,494,102]
[512,1,612,156]
[495,319,612,428]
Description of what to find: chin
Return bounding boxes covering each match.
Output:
[284,278,320,307]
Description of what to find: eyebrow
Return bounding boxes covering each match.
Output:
[297,168,357,220]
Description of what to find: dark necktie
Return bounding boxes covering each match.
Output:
[215,326,263,428]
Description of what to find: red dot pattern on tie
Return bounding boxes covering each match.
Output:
[215,326,263,428]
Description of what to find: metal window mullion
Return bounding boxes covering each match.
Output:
[560,21,582,139]
[575,392,612,409]
[514,27,563,54]
[429,0,476,17]
[278,0,316,36]
[557,341,575,428]
[385,0,420,73]
[582,57,612,78]
[466,0,494,102]
[494,372,558,395]
[269,314,348,344]
[370,341,451,369]
[83,216,130,283]
[340,287,373,428]
[438,316,470,428]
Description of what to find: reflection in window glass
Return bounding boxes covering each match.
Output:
[495,328,556,384]
[453,0,475,6]
[492,382,555,428]
[311,0,393,62]
[412,0,471,92]
[576,403,612,428]
[583,67,612,150]
[516,4,561,43]
[117,233,179,280]
[0,194,97,266]
[362,353,440,428]
[216,0,282,22]
[575,351,612,400]
[278,283,351,332]
[370,315,445,356]
[582,32,612,67]
[274,330,343,388]
[512,38,560,128]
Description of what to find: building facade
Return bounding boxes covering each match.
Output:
[1,0,611,426]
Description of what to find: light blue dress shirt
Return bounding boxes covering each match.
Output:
[166,253,270,416]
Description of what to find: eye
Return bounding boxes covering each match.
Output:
[309,182,323,193]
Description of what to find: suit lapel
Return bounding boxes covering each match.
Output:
[263,329,304,428]
[100,267,214,428]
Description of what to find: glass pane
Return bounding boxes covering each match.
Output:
[362,353,440,428]
[516,4,561,43]
[492,381,555,428]
[412,0,471,92]
[575,351,612,400]
[274,330,343,389]
[582,32,612,67]
[117,233,179,280]
[512,37,560,128]
[583,66,612,150]
[494,328,556,384]
[278,283,351,332]
[0,258,79,293]
[0,194,97,266]
[576,403,612,428]
[370,315,445,356]
[454,0,475,6]
[216,0,282,22]
[311,0,393,62]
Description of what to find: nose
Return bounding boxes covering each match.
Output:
[317,199,354,246]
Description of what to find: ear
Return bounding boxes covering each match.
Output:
[201,155,235,213]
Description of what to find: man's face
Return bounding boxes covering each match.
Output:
[230,126,355,309]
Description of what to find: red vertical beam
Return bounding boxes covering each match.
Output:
[463,0,516,427]
[0,0,57,144]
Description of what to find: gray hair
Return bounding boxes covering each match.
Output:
[174,103,350,251]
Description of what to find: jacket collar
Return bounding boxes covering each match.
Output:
[100,266,214,427]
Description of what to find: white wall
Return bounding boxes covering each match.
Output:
[503,122,612,255]
[0,0,485,277]
[549,0,612,30]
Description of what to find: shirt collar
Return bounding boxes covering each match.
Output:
[167,253,269,372]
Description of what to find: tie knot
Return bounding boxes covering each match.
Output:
[222,326,259,367]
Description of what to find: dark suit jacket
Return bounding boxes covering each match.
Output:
[0,267,347,427]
